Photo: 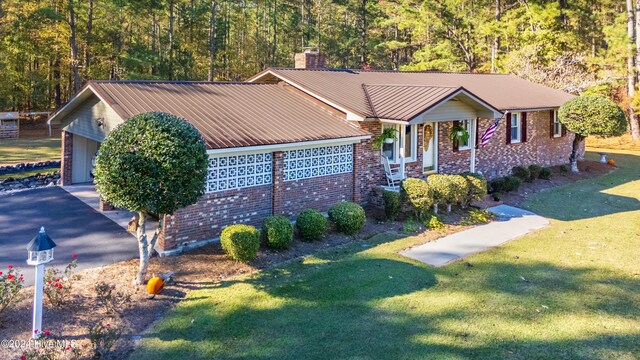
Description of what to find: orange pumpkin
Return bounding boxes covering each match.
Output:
[607,159,615,166]
[147,276,164,295]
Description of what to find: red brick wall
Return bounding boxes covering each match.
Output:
[159,185,273,251]
[352,122,424,203]
[61,131,73,186]
[277,172,354,217]
[436,111,581,178]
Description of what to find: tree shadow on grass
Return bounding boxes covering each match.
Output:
[134,244,640,360]
[524,152,640,221]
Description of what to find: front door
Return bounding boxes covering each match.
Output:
[423,122,437,173]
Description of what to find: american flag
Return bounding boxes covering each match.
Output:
[480,117,501,147]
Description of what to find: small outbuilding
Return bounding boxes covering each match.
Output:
[0,112,19,139]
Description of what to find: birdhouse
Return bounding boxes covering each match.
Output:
[27,227,57,265]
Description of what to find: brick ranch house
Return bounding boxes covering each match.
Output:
[48,51,579,255]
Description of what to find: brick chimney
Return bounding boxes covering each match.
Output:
[294,47,325,69]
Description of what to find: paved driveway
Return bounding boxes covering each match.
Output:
[0,186,138,285]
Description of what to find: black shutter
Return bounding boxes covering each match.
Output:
[521,112,527,143]
[475,118,480,149]
[453,120,460,152]
[550,110,555,138]
[506,114,512,145]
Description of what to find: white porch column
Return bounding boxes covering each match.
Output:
[469,118,477,173]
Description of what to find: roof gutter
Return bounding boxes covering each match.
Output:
[206,135,371,155]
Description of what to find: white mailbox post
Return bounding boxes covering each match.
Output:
[26,227,57,339]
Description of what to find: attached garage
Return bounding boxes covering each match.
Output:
[48,88,123,185]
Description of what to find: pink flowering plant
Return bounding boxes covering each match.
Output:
[21,330,80,360]
[43,254,80,307]
[0,265,24,325]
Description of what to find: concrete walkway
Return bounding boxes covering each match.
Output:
[400,205,549,267]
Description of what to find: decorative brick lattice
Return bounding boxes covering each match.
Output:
[206,152,273,193]
[283,144,353,181]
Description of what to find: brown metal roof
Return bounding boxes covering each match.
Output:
[251,68,575,115]
[363,84,461,120]
[86,80,369,149]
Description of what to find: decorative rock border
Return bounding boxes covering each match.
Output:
[0,160,61,176]
[0,171,60,192]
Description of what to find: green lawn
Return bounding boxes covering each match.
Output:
[133,150,640,360]
[0,137,61,165]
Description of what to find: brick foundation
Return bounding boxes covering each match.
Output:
[159,185,273,251]
[61,131,73,186]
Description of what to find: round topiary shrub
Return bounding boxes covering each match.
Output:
[539,167,552,180]
[401,178,433,219]
[382,190,401,220]
[296,209,328,241]
[528,164,542,181]
[220,224,260,261]
[328,202,366,235]
[512,166,531,181]
[461,172,488,206]
[262,215,294,250]
[502,176,522,192]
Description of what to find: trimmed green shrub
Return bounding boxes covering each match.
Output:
[328,202,366,235]
[502,176,522,192]
[539,167,552,180]
[559,164,569,173]
[296,209,327,241]
[425,214,445,230]
[489,178,506,193]
[492,192,502,201]
[428,174,467,213]
[528,164,542,181]
[401,178,433,219]
[383,190,401,220]
[262,215,293,250]
[461,172,488,206]
[512,166,531,181]
[221,224,260,261]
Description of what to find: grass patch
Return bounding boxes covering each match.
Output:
[0,168,59,181]
[133,150,640,360]
[0,137,61,165]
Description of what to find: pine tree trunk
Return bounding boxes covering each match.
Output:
[569,134,585,173]
[433,204,438,214]
[627,0,639,141]
[360,0,367,67]
[208,0,217,81]
[491,0,500,73]
[169,0,175,80]
[84,0,93,75]
[136,211,150,285]
[68,0,80,94]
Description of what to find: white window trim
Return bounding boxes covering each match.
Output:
[553,110,562,138]
[458,119,471,151]
[510,113,522,144]
[381,123,418,164]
